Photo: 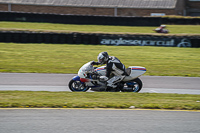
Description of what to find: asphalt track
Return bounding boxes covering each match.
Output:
[0,73,200,94]
[0,109,200,133]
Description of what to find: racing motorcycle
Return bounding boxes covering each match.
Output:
[68,61,146,92]
[153,28,169,33]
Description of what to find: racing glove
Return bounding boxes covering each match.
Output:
[91,61,100,65]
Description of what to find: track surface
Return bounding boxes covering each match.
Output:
[0,73,199,94]
[0,109,200,133]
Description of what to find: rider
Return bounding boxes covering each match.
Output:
[153,25,168,33]
[92,52,126,91]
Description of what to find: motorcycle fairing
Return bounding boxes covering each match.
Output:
[123,66,146,81]
[95,67,105,72]
[73,76,102,88]
[73,76,90,83]
[95,66,106,76]
[131,67,146,71]
[73,76,81,81]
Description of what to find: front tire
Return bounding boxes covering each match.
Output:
[122,78,143,92]
[68,79,89,92]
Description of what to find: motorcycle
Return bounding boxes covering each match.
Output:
[153,28,169,33]
[68,61,146,92]
[153,27,169,33]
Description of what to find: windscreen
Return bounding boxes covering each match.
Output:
[79,62,94,73]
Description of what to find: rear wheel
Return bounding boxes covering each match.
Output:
[68,79,89,92]
[122,78,143,92]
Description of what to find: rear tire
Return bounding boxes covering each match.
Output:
[68,79,89,92]
[121,78,143,92]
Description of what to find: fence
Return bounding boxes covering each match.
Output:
[0,31,199,47]
[0,12,200,26]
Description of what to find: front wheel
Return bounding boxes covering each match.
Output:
[68,79,89,92]
[121,78,143,92]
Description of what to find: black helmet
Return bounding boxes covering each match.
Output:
[97,52,109,65]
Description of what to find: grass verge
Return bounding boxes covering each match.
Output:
[0,21,200,35]
[0,43,200,77]
[0,91,200,110]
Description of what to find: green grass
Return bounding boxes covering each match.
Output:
[0,43,200,77]
[0,91,199,110]
[0,21,200,34]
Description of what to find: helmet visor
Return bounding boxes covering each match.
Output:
[97,53,103,63]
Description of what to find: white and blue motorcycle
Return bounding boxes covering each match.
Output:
[68,61,146,92]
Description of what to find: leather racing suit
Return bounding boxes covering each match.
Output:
[106,56,126,88]
[92,56,126,89]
